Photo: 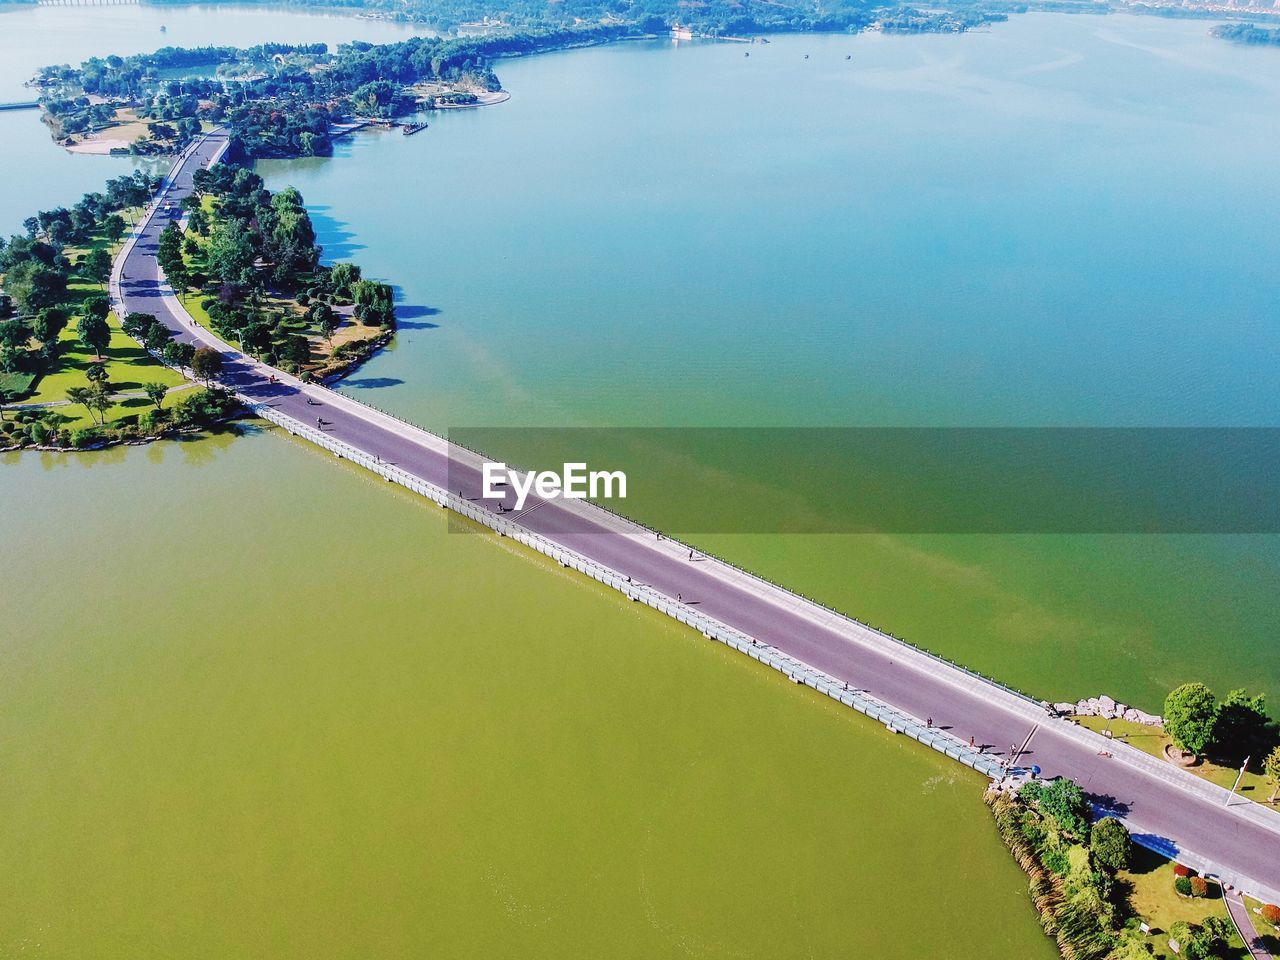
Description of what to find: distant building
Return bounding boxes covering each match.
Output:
[671,24,693,40]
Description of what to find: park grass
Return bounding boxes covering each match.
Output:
[23,314,186,428]
[1120,846,1248,959]
[1076,717,1272,805]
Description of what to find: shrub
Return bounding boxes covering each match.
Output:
[1090,817,1131,872]
[1173,863,1194,878]
[1261,904,1280,927]
[69,427,100,448]
[1174,876,1193,896]
[1042,849,1070,876]
[1188,876,1208,898]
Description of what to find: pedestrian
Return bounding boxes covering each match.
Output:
[969,735,975,749]
[926,717,933,728]
[677,593,682,602]
[688,550,693,560]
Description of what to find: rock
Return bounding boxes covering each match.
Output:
[1123,708,1141,723]
[1055,702,1077,716]
[1132,709,1162,727]
[1099,695,1117,712]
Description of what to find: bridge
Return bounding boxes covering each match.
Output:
[111,131,1280,905]
[0,101,40,111]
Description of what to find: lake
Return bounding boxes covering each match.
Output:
[1,4,1277,955]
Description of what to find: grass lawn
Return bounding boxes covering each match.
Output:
[0,371,38,395]
[1121,846,1248,959]
[23,313,186,428]
[1076,717,1273,806]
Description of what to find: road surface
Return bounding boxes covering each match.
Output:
[112,131,1280,904]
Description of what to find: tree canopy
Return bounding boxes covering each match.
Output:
[1164,683,1218,757]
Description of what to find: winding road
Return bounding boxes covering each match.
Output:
[112,130,1280,904]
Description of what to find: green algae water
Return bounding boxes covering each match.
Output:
[0,434,1053,958]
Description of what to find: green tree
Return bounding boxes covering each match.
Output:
[1019,777,1089,837]
[329,261,360,296]
[314,302,338,343]
[0,318,31,352]
[1165,683,1218,757]
[83,246,112,287]
[32,307,69,356]
[1089,817,1130,871]
[190,346,223,386]
[66,385,99,424]
[122,311,157,340]
[102,213,126,243]
[1264,745,1280,804]
[142,381,168,409]
[156,221,184,279]
[88,382,113,424]
[5,261,68,313]
[351,279,395,329]
[206,221,257,290]
[1212,689,1276,766]
[145,321,173,352]
[85,362,109,387]
[77,308,111,361]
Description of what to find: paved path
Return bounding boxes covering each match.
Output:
[3,382,198,412]
[111,131,1280,905]
[1227,891,1276,960]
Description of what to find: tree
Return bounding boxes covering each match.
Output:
[329,261,360,296]
[1264,745,1280,804]
[351,279,395,329]
[156,221,185,280]
[1089,817,1130,872]
[142,382,168,409]
[190,346,223,385]
[102,213,126,243]
[66,385,99,424]
[145,321,173,352]
[206,221,257,290]
[1212,689,1276,767]
[32,307,68,355]
[77,309,111,361]
[1019,777,1089,837]
[314,301,338,342]
[166,261,189,294]
[5,261,68,312]
[0,318,31,352]
[85,362,109,386]
[1165,683,1218,757]
[88,382,112,424]
[83,246,112,287]
[122,311,156,340]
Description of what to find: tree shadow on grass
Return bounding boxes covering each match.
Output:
[1126,838,1172,876]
